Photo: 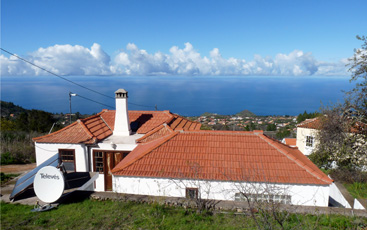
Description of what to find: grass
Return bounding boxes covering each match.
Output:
[1,199,367,230]
[0,173,19,185]
[344,182,367,199]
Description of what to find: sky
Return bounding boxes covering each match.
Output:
[1,0,366,77]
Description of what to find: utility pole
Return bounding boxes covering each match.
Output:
[69,92,77,124]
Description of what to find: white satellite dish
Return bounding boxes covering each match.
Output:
[34,166,65,203]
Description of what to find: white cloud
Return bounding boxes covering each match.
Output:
[1,43,111,76]
[1,43,349,76]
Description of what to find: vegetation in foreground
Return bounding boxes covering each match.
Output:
[1,199,367,230]
[0,173,19,185]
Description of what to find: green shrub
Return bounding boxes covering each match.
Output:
[0,152,15,164]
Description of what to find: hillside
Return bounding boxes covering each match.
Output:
[235,109,256,117]
[0,101,27,117]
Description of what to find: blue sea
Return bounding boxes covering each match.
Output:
[1,75,354,116]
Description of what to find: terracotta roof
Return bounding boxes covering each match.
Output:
[112,130,332,185]
[297,117,322,129]
[284,138,297,146]
[136,124,175,143]
[34,110,201,144]
[297,117,366,134]
[33,120,97,144]
[100,110,201,134]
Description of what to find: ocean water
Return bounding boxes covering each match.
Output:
[1,75,354,116]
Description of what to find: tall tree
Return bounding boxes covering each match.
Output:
[345,35,367,125]
[310,36,367,169]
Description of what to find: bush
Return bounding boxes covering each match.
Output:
[0,152,16,164]
[329,168,367,184]
[0,131,38,164]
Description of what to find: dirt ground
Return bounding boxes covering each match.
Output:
[0,163,37,174]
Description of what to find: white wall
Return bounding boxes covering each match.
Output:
[329,182,352,208]
[35,143,88,172]
[354,199,366,210]
[296,127,318,155]
[113,176,330,207]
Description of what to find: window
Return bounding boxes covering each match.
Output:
[94,151,104,173]
[59,149,75,172]
[234,193,291,204]
[186,188,198,199]
[306,136,314,147]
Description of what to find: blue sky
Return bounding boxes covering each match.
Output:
[1,0,366,76]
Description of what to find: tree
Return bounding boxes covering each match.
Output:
[310,36,367,170]
[296,111,320,124]
[266,124,277,131]
[345,35,367,125]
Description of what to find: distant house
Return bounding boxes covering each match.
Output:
[33,89,332,207]
[296,118,321,155]
[296,117,366,156]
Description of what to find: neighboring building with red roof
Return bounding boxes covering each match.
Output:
[33,89,332,207]
[296,118,320,155]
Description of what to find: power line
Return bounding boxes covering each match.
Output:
[1,48,115,100]
[74,94,114,109]
[1,48,157,109]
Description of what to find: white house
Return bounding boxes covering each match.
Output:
[33,89,333,207]
[33,89,201,192]
[296,118,320,155]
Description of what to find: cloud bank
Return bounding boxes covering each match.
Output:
[1,43,348,76]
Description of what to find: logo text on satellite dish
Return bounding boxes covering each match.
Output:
[40,173,60,180]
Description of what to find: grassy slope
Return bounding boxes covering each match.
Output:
[1,199,366,230]
[344,182,367,199]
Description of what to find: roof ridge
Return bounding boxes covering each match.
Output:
[257,134,332,184]
[297,117,320,128]
[136,123,174,143]
[78,120,96,142]
[181,130,258,135]
[112,132,178,174]
[79,113,102,122]
[99,114,113,132]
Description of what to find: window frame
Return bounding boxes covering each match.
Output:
[59,149,76,172]
[306,136,314,147]
[93,151,105,173]
[234,193,291,204]
[185,187,199,199]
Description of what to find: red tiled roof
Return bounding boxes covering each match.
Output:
[100,110,201,134]
[34,110,201,144]
[284,138,297,146]
[33,121,97,144]
[297,117,322,129]
[112,130,332,185]
[137,124,175,143]
[297,117,366,134]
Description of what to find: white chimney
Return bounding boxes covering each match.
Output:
[113,89,131,136]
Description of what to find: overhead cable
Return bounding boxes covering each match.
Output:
[75,94,114,109]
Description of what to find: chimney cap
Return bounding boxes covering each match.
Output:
[115,89,127,94]
[115,89,128,98]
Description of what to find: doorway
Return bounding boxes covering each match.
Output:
[93,150,129,191]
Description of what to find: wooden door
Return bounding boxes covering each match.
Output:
[104,152,124,191]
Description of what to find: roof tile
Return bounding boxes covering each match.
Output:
[112,130,332,185]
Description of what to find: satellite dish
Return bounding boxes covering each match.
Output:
[34,166,65,203]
